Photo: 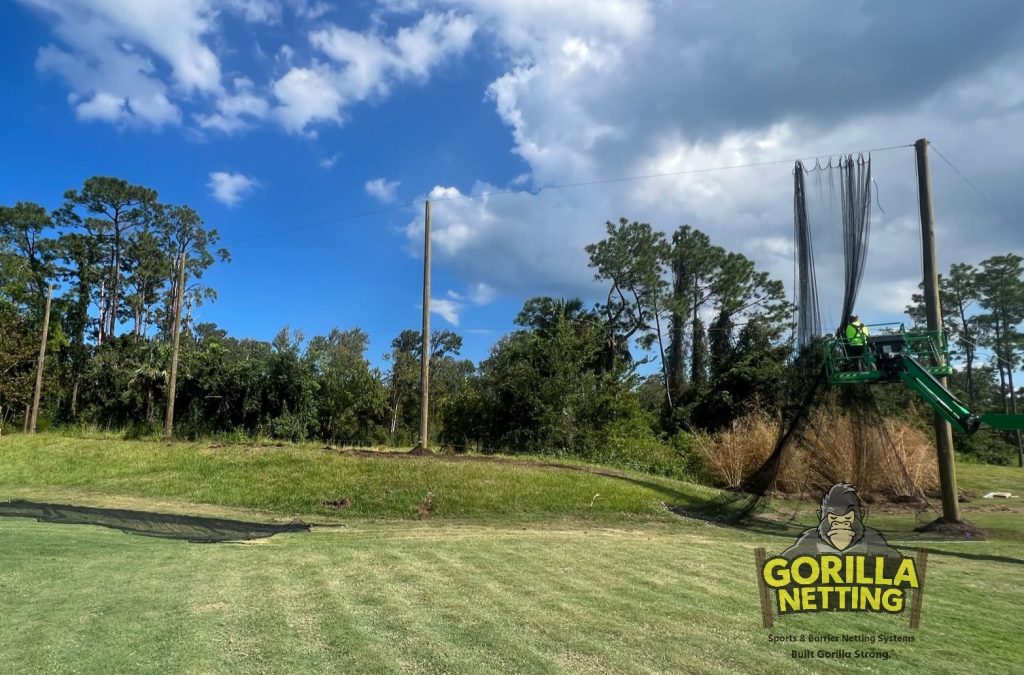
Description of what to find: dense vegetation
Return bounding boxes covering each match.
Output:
[2,178,1023,467]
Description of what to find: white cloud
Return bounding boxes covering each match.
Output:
[271,11,476,133]
[196,77,270,133]
[468,282,496,305]
[272,63,347,134]
[22,0,222,127]
[319,153,341,169]
[290,0,330,20]
[71,91,129,123]
[222,0,282,24]
[207,171,258,206]
[22,1,475,135]
[365,178,401,203]
[430,297,461,325]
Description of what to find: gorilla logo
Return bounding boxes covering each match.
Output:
[782,483,902,559]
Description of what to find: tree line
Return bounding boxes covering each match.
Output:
[906,257,1024,464]
[2,179,1022,467]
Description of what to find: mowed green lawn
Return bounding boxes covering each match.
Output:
[1,433,1022,674]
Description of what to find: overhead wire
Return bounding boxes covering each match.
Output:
[943,324,1018,370]
[929,142,1024,242]
[223,143,914,246]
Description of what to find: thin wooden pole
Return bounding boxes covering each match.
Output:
[418,200,432,450]
[754,548,773,628]
[915,138,961,523]
[29,285,53,434]
[909,549,928,629]
[164,253,186,441]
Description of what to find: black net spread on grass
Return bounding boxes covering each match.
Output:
[0,500,310,543]
[680,154,922,523]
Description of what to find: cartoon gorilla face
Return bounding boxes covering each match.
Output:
[818,509,864,550]
[815,483,867,551]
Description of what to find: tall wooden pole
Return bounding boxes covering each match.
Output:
[164,253,186,441]
[418,200,432,450]
[29,285,53,434]
[915,138,961,523]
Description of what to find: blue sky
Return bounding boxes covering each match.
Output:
[3,1,1024,370]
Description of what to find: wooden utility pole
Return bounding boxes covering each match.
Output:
[915,138,961,523]
[417,200,432,451]
[163,253,186,441]
[29,285,53,434]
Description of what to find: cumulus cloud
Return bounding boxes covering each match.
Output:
[22,0,223,127]
[195,77,270,133]
[365,178,401,203]
[18,0,354,131]
[207,171,258,206]
[21,1,476,135]
[271,11,476,133]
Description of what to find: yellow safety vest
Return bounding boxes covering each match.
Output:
[845,321,869,346]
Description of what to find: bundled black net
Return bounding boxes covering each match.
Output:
[793,160,820,348]
[0,500,311,543]
[838,154,872,328]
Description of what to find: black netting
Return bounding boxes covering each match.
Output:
[793,160,820,347]
[838,154,872,331]
[0,500,311,543]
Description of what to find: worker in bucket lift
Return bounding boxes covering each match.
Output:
[844,314,870,369]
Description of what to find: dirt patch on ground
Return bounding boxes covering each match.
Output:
[915,517,987,538]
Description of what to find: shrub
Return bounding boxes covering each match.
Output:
[123,422,161,441]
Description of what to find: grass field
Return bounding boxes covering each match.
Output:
[1,432,1022,674]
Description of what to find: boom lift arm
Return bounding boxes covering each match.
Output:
[824,324,1024,434]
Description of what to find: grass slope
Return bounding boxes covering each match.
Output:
[0,433,715,521]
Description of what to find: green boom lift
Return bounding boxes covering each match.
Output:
[823,323,1024,434]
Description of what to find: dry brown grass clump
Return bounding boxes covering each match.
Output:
[693,413,777,489]
[697,409,938,500]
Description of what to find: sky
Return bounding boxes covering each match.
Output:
[2,0,1023,369]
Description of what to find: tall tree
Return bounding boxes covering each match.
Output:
[54,232,103,419]
[157,204,229,439]
[56,177,158,343]
[0,202,55,315]
[156,204,228,338]
[586,219,671,404]
[123,228,172,337]
[907,264,980,403]
[975,254,1024,466]
[0,302,38,434]
[666,226,722,404]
